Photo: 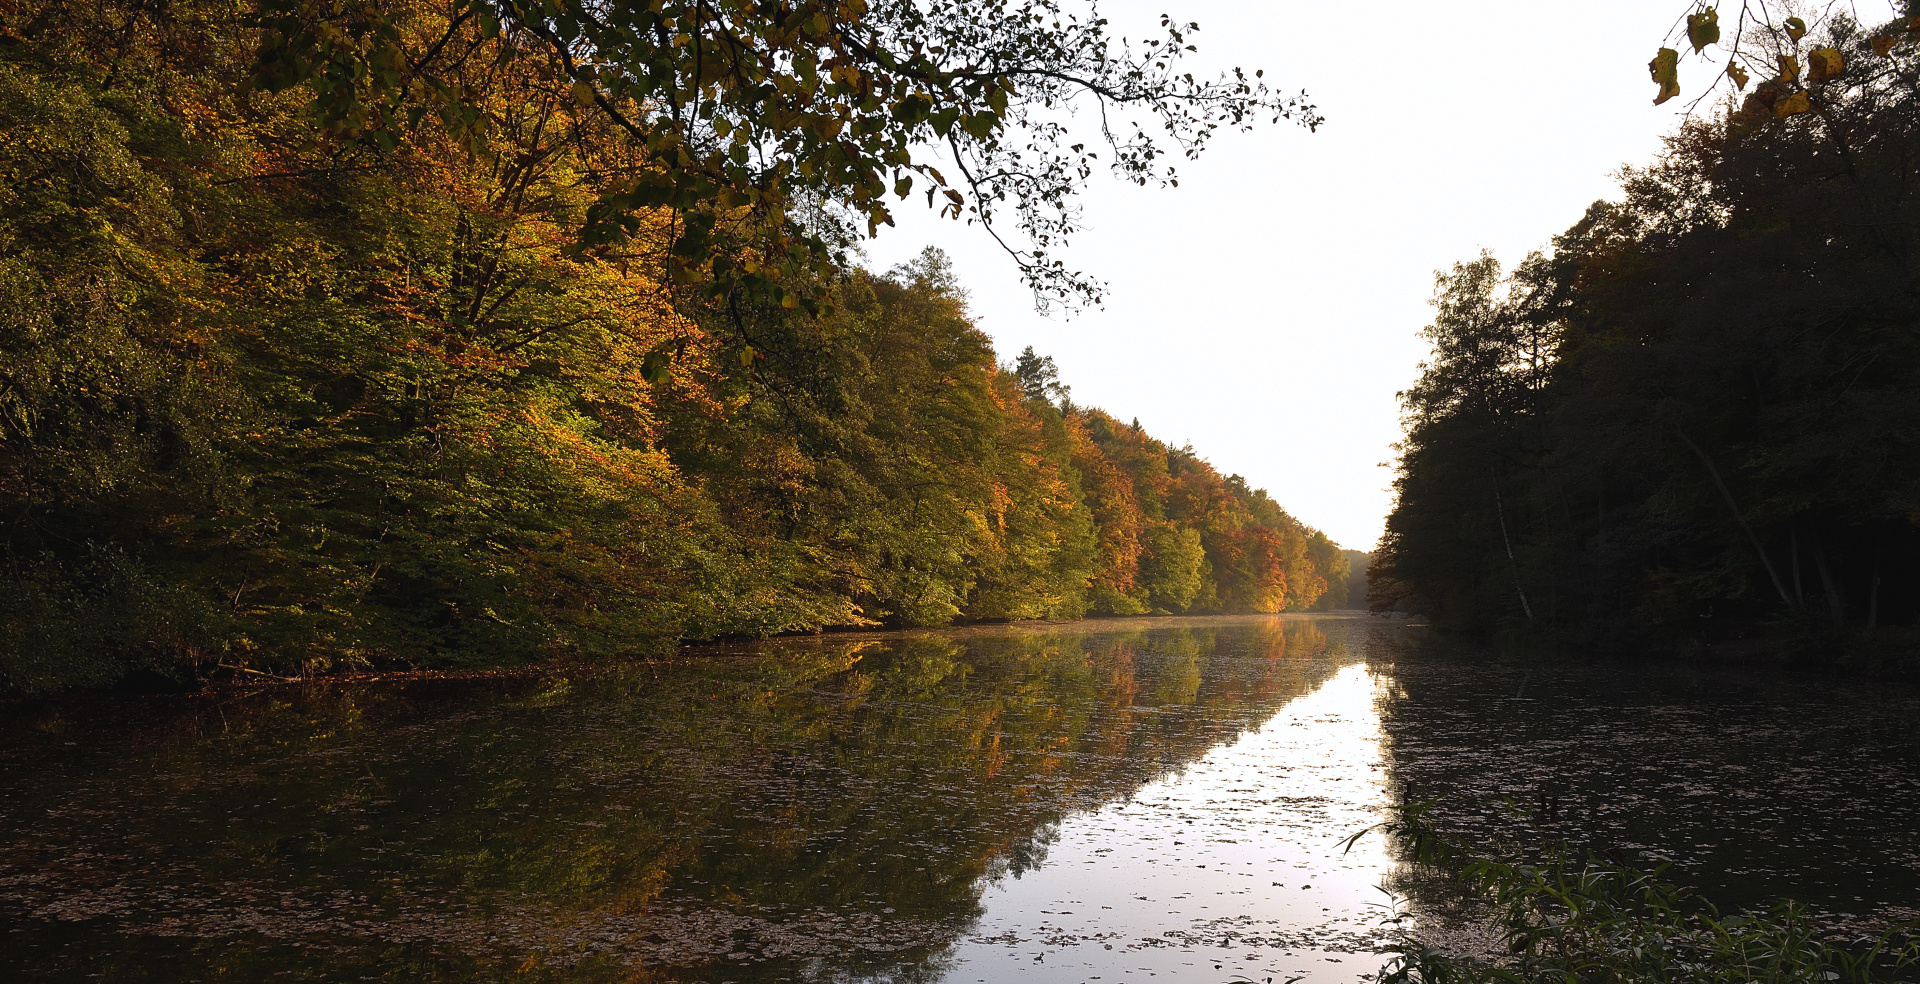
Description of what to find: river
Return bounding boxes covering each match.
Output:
[2,616,1917,982]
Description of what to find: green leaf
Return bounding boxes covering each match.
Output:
[641,351,671,385]
[1648,47,1680,105]
[1784,17,1807,43]
[890,94,930,124]
[1686,8,1719,52]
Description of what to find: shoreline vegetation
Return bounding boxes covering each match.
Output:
[0,1,1347,697]
[0,610,1388,702]
[1373,10,1920,678]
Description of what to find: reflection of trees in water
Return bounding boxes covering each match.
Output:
[982,820,1058,885]
[0,617,1346,982]
[1364,637,1920,922]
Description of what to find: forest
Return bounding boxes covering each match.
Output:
[1374,9,1920,665]
[0,0,1347,696]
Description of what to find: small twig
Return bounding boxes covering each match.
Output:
[215,663,302,683]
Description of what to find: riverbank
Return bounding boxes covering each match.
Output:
[1417,612,1920,683]
[2,610,1399,705]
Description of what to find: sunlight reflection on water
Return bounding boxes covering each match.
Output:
[1,617,1409,984]
[9,618,1918,983]
[938,663,1398,984]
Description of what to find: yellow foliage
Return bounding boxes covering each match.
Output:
[1807,47,1844,83]
[1649,47,1681,105]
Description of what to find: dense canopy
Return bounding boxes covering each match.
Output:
[1377,10,1920,661]
[0,0,1342,694]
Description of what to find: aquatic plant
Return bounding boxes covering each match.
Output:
[1351,802,1920,984]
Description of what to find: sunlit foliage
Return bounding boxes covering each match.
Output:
[248,0,1319,312]
[1647,2,1917,114]
[0,0,1340,693]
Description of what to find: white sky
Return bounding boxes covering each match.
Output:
[861,0,1701,551]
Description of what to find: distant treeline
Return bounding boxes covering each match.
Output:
[0,1,1344,694]
[1375,13,1920,660]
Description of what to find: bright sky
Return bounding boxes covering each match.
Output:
[861,0,1698,551]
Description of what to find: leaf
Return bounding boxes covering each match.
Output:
[1774,90,1810,117]
[1727,62,1750,89]
[1777,54,1800,83]
[1784,17,1806,43]
[571,80,596,107]
[641,351,671,385]
[738,345,756,367]
[1742,80,1784,115]
[1872,34,1898,57]
[1807,47,1843,83]
[890,94,930,124]
[1648,47,1680,105]
[1687,8,1720,52]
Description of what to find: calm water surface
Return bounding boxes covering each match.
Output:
[3,617,1918,983]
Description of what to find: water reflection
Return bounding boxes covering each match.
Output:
[936,662,1397,983]
[1367,640,1920,929]
[19,619,1913,983]
[0,617,1397,983]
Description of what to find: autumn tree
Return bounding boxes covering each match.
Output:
[0,0,1345,694]
[251,0,1320,317]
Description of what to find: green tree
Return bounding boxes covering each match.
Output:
[1383,13,1920,652]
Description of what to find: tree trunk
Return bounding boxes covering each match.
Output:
[1492,472,1535,622]
[1869,546,1882,632]
[1814,543,1845,630]
[1674,427,1797,611]
[1596,485,1606,549]
[1791,528,1805,609]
